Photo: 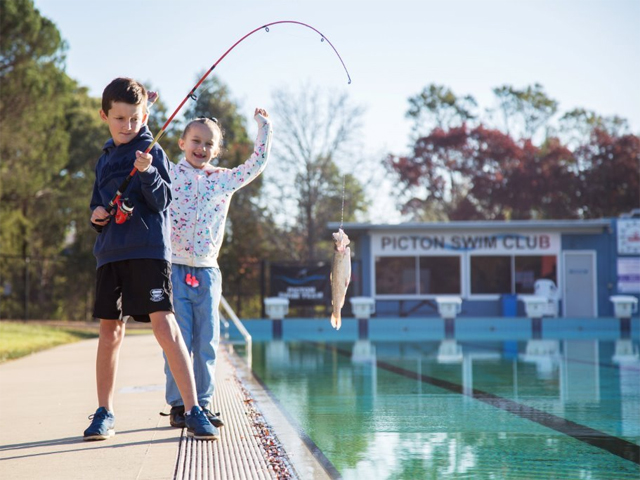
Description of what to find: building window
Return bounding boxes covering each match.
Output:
[470,256,511,294]
[471,255,558,294]
[515,255,557,293]
[375,257,416,294]
[375,256,461,295]
[420,256,461,294]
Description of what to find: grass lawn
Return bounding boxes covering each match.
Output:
[0,321,155,364]
[0,321,100,363]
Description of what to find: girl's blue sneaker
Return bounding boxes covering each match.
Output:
[185,406,219,441]
[83,407,115,441]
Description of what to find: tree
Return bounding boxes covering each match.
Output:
[406,84,477,137]
[269,83,368,262]
[145,82,170,142]
[491,83,558,140]
[52,87,106,319]
[398,85,479,220]
[0,0,65,75]
[468,134,579,220]
[0,0,75,318]
[574,129,640,218]
[557,108,630,149]
[389,82,636,222]
[387,124,581,221]
[0,0,111,319]
[386,125,470,221]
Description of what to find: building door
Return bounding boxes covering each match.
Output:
[563,251,597,317]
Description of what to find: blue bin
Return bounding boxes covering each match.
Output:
[502,294,518,317]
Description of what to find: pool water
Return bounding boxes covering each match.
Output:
[232,318,640,479]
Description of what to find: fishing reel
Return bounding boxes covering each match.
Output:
[91,197,134,233]
[114,197,134,224]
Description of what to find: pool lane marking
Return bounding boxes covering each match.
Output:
[249,370,343,480]
[309,342,640,466]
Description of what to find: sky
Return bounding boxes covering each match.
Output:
[34,0,640,222]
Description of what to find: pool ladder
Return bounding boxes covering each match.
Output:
[219,296,252,369]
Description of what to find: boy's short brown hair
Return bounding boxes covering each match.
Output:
[101,77,147,114]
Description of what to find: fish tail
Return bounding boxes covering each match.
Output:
[331,312,341,330]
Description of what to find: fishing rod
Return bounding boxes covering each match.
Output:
[107,20,351,224]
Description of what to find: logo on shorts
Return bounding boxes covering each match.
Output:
[150,289,165,302]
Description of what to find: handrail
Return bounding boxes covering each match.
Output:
[220,296,252,368]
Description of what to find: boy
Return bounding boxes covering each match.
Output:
[84,77,218,441]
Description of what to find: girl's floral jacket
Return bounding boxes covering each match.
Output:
[170,114,272,268]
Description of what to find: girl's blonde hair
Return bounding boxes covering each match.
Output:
[181,117,222,139]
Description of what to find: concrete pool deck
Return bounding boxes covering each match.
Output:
[0,333,332,480]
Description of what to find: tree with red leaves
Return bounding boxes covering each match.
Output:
[387,125,583,220]
[388,84,639,221]
[575,129,640,218]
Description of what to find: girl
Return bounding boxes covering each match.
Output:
[164,108,272,428]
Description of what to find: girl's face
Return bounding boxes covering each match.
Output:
[179,122,220,169]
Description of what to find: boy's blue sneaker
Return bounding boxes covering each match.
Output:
[185,406,219,441]
[83,407,115,441]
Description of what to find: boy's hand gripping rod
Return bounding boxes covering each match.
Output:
[106,20,351,218]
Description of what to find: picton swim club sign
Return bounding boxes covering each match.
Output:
[372,232,561,255]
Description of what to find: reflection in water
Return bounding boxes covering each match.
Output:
[561,340,600,403]
[437,339,463,364]
[613,340,640,439]
[249,333,640,480]
[265,340,290,367]
[351,339,376,364]
[519,340,560,379]
[614,339,640,364]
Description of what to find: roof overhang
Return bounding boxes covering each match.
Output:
[327,219,613,235]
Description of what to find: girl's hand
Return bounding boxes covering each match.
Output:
[135,150,153,172]
[254,108,269,123]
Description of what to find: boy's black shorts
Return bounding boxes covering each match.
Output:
[93,259,173,323]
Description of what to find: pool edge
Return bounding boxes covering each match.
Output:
[226,345,341,480]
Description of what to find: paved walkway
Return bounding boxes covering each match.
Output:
[0,333,327,480]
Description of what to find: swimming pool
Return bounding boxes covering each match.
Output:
[228,317,640,479]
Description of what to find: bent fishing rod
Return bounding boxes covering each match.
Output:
[107,20,351,224]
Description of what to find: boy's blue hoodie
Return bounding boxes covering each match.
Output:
[90,125,172,268]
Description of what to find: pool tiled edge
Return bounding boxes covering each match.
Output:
[173,347,298,480]
[227,346,339,480]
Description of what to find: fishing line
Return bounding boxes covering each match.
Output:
[340,175,346,230]
[107,20,352,217]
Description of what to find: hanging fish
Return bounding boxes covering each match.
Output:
[330,228,351,330]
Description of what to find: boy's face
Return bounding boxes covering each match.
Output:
[179,122,220,169]
[100,101,148,146]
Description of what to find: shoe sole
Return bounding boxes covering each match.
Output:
[83,429,115,441]
[186,430,220,441]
